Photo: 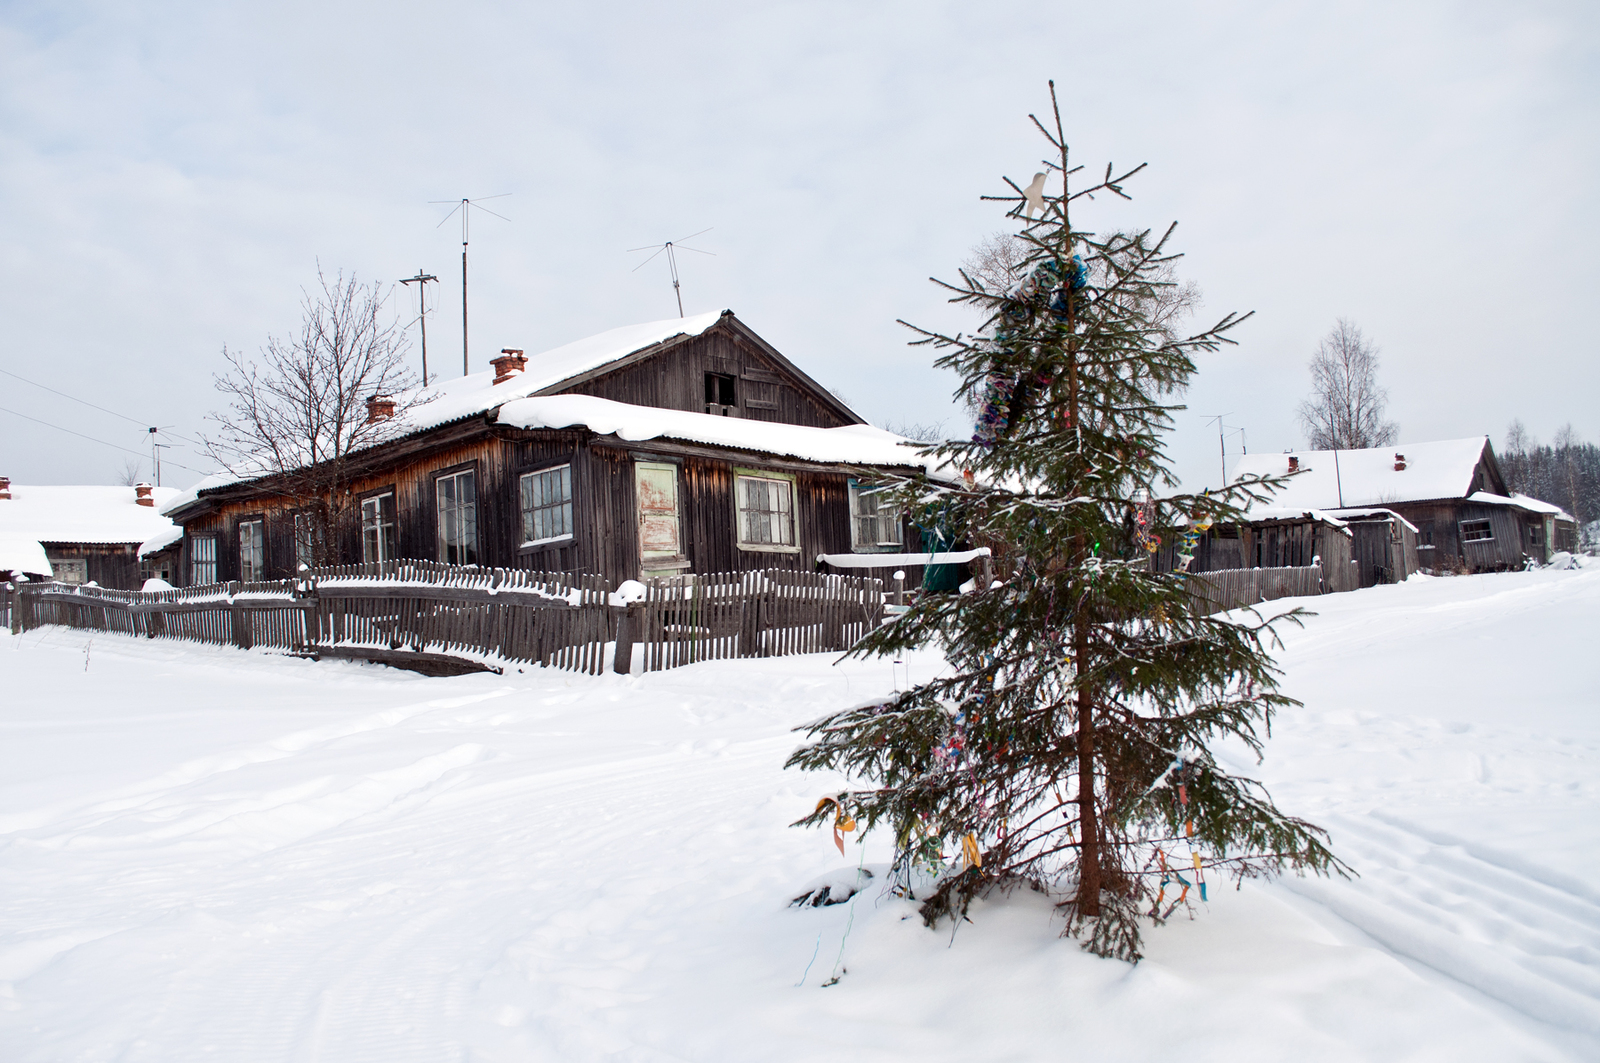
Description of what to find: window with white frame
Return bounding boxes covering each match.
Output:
[190,536,217,585]
[520,464,573,546]
[1460,518,1493,543]
[436,470,478,565]
[238,519,265,581]
[736,472,796,548]
[849,480,902,551]
[361,493,397,563]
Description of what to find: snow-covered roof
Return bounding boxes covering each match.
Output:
[0,485,183,545]
[1241,506,1350,529]
[1325,507,1421,534]
[399,311,728,437]
[138,525,185,557]
[1231,437,1491,509]
[494,394,953,478]
[1470,492,1576,522]
[0,537,52,576]
[166,310,886,512]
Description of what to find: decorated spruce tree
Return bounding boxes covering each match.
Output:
[788,85,1347,962]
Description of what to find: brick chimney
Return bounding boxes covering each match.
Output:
[134,482,154,507]
[365,394,396,424]
[491,349,527,385]
[0,476,9,501]
[1393,452,1407,472]
[1287,456,1300,472]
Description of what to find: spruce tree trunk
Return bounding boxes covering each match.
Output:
[1075,624,1100,916]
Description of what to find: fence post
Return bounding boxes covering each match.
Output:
[228,581,252,650]
[613,602,638,675]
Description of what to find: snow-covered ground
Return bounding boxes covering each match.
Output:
[1,565,1596,1061]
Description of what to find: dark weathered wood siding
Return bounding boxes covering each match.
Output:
[1388,500,1525,573]
[38,542,143,590]
[562,329,853,429]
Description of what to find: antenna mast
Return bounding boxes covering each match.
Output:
[628,228,714,318]
[1204,414,1233,486]
[399,269,438,385]
[431,194,511,375]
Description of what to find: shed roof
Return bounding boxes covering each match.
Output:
[1231,437,1491,509]
[1470,491,1577,522]
[0,485,182,545]
[0,537,52,577]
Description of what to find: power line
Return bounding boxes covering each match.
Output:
[0,366,204,448]
[0,405,208,475]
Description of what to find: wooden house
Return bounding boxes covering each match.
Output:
[0,479,183,589]
[1231,437,1565,574]
[163,312,951,586]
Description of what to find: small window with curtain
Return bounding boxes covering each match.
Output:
[238,519,265,581]
[849,480,902,551]
[190,536,217,586]
[361,493,397,563]
[520,464,574,547]
[736,472,796,549]
[436,470,478,565]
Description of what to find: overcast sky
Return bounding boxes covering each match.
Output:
[2,0,1595,491]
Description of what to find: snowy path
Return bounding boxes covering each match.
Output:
[1,566,1596,1061]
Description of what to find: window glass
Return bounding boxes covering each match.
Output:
[190,536,217,586]
[1460,519,1493,543]
[849,481,902,550]
[239,520,265,581]
[361,493,397,563]
[520,464,573,545]
[50,558,88,585]
[436,471,478,565]
[736,474,795,547]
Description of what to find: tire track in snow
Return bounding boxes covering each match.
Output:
[1283,809,1600,1040]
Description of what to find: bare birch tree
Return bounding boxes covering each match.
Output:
[203,267,420,566]
[1297,319,1398,450]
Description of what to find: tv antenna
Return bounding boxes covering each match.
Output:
[628,228,714,317]
[1203,414,1234,487]
[147,426,175,487]
[431,194,511,375]
[399,269,438,385]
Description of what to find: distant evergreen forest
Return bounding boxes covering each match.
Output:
[1501,422,1598,538]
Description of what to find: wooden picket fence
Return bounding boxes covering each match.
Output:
[619,569,885,672]
[10,561,886,677]
[1184,564,1325,614]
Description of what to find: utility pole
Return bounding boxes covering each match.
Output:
[399,269,438,385]
[147,427,172,487]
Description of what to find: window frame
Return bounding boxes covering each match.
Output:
[189,535,217,586]
[434,465,480,566]
[49,558,88,585]
[237,517,266,582]
[519,461,575,550]
[734,467,799,553]
[1459,518,1494,543]
[848,478,903,552]
[360,490,398,564]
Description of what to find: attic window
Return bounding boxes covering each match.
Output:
[1460,519,1493,543]
[1213,523,1240,539]
[705,373,737,415]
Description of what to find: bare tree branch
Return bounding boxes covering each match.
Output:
[201,267,420,565]
[1296,320,1398,450]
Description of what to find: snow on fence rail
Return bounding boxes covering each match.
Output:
[9,561,886,677]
